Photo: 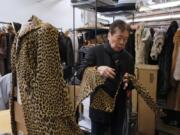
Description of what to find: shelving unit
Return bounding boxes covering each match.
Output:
[71,1,137,134]
[71,0,136,45]
[71,0,116,11]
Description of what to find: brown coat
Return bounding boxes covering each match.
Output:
[172,29,180,80]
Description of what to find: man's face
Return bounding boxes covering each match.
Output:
[108,29,129,52]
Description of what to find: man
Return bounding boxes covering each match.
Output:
[77,20,134,135]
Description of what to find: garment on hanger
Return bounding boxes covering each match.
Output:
[4,32,15,74]
[68,31,80,64]
[135,23,152,65]
[0,73,12,110]
[0,32,7,75]
[167,29,180,111]
[0,24,17,75]
[58,32,74,81]
[150,28,166,61]
[78,45,95,66]
[125,29,135,59]
[11,22,21,33]
[148,27,158,65]
[157,21,179,101]
[172,29,180,81]
[10,15,83,135]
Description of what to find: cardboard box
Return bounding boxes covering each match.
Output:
[0,110,11,133]
[136,64,159,135]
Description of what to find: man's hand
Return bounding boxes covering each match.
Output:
[97,66,116,79]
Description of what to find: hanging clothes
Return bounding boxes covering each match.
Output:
[172,29,180,81]
[126,29,135,59]
[4,32,15,74]
[78,45,95,65]
[0,73,12,110]
[167,29,180,111]
[148,27,158,65]
[157,21,179,101]
[135,24,152,65]
[0,32,7,75]
[68,32,80,64]
[58,32,74,81]
[150,29,166,61]
[10,16,83,135]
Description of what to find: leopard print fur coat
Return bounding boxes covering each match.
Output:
[10,16,84,135]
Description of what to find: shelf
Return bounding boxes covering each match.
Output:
[75,22,109,33]
[159,105,180,112]
[71,0,136,14]
[76,26,108,31]
[100,10,134,17]
[71,0,116,10]
[156,119,180,135]
[97,3,136,12]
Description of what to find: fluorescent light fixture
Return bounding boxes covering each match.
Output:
[118,0,136,4]
[127,14,180,23]
[139,1,180,11]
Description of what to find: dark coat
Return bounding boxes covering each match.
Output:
[125,29,135,59]
[58,32,74,80]
[0,32,7,75]
[158,21,179,99]
[4,33,15,74]
[77,43,134,125]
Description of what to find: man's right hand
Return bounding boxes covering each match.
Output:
[97,66,116,79]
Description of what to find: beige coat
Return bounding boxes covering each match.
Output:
[172,29,180,81]
[135,24,152,65]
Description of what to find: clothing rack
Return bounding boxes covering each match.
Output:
[0,21,11,25]
[134,19,180,29]
[57,27,63,32]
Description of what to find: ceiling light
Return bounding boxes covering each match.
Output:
[139,1,180,11]
[127,14,180,23]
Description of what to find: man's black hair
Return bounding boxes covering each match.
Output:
[109,20,130,35]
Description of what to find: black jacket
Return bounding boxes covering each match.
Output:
[77,43,134,124]
[58,32,74,80]
[158,21,179,99]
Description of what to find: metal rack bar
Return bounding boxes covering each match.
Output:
[0,21,11,24]
[95,0,97,44]
[71,0,115,10]
[73,5,76,110]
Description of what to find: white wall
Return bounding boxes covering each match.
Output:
[0,0,84,30]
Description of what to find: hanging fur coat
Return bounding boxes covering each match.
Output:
[0,32,7,75]
[172,29,180,81]
[150,29,166,61]
[10,16,83,135]
[167,29,180,110]
[157,21,179,98]
[135,24,152,65]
